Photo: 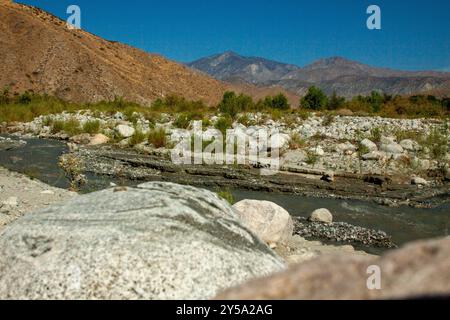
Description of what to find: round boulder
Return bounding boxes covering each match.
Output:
[115,124,135,138]
[89,133,109,146]
[0,182,284,300]
[310,208,333,224]
[232,200,294,244]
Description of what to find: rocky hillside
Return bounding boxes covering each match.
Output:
[0,1,229,105]
[189,52,450,98]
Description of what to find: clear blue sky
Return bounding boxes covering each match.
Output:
[17,0,450,71]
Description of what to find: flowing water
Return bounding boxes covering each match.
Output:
[1,135,449,253]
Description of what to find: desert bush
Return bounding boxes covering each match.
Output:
[129,129,147,147]
[370,127,383,143]
[173,113,192,129]
[289,133,306,150]
[305,150,319,166]
[322,114,335,126]
[393,129,419,142]
[216,189,235,205]
[51,118,81,136]
[148,127,167,148]
[214,116,233,135]
[419,127,448,161]
[82,120,101,134]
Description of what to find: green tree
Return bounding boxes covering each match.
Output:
[262,93,290,110]
[327,91,345,110]
[301,86,328,110]
[218,91,254,119]
[368,91,384,113]
[270,93,290,110]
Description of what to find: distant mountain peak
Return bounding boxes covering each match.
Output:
[188,51,450,98]
[307,56,362,68]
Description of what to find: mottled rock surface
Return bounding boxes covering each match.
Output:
[0,182,284,300]
[217,237,450,300]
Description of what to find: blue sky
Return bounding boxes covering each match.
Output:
[17,0,450,71]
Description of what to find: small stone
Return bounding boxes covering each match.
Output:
[381,142,404,154]
[400,139,418,151]
[310,208,333,224]
[89,134,109,146]
[321,172,334,182]
[362,151,386,161]
[115,124,135,138]
[2,197,18,207]
[40,190,54,195]
[360,139,377,152]
[411,176,428,186]
[310,146,324,156]
[70,133,91,145]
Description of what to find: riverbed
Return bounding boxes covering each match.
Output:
[1,135,449,254]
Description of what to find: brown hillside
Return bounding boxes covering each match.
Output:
[0,1,230,105]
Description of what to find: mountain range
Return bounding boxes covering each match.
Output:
[1,0,448,108]
[188,51,450,98]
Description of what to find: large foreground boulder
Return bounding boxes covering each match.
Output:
[232,200,294,244]
[216,237,450,300]
[0,182,284,300]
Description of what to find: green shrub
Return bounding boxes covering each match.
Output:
[289,133,306,150]
[173,113,191,129]
[370,127,382,143]
[148,127,167,148]
[327,92,346,110]
[216,189,235,205]
[305,150,319,166]
[218,91,254,119]
[420,127,448,161]
[322,114,335,126]
[51,118,81,136]
[263,93,290,110]
[51,120,64,134]
[82,120,101,134]
[129,129,147,147]
[214,116,233,135]
[301,86,328,110]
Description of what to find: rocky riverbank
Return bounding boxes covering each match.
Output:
[3,110,449,208]
[0,166,76,232]
[0,177,447,300]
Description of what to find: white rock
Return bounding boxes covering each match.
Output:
[2,197,18,207]
[310,146,325,156]
[336,142,357,154]
[116,125,135,138]
[380,136,396,145]
[400,139,418,151]
[381,142,404,154]
[362,151,387,161]
[233,200,294,244]
[40,190,54,195]
[360,139,378,152]
[270,133,290,149]
[411,177,429,186]
[89,134,109,146]
[0,182,284,300]
[310,208,333,224]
